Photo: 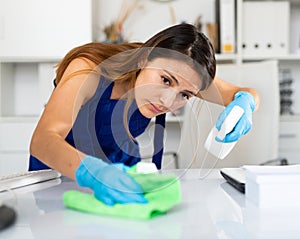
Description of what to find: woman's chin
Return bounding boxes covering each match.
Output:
[140,109,154,118]
[138,106,156,119]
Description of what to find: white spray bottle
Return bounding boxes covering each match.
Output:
[204,105,244,160]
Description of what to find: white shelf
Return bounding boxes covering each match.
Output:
[0,116,39,123]
[242,54,300,61]
[215,54,238,62]
[255,0,300,4]
[0,62,55,118]
[0,57,62,63]
[280,115,300,123]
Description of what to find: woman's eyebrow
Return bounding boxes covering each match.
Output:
[164,70,198,96]
[164,69,179,85]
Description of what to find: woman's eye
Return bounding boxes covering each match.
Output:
[162,76,171,85]
[181,93,190,100]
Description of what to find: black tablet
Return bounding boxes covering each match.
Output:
[220,168,246,194]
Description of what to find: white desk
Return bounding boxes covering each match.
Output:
[1,169,300,239]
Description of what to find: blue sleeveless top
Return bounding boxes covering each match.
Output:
[29,76,166,170]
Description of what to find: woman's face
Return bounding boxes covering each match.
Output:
[135,57,202,118]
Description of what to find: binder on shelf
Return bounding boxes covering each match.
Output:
[242,1,290,56]
[216,0,236,54]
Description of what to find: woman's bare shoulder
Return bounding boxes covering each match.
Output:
[60,57,97,81]
[57,57,100,102]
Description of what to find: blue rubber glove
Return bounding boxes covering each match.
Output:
[215,91,256,143]
[75,155,148,206]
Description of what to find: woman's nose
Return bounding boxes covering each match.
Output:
[159,89,177,108]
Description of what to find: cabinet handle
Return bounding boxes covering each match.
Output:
[0,17,4,40]
[280,134,297,138]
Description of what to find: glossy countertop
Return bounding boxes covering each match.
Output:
[1,169,300,239]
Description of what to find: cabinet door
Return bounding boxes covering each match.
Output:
[0,121,38,151]
[0,0,92,58]
[0,121,37,174]
[279,121,300,164]
[0,152,29,175]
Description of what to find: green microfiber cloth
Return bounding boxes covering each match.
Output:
[63,167,181,220]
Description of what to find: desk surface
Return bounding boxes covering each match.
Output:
[1,169,300,239]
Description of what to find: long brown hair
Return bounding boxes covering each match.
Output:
[55,23,216,139]
[56,23,216,88]
[55,42,142,85]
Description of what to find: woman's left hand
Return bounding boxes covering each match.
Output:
[215,91,256,143]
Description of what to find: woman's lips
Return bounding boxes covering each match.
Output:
[149,103,164,113]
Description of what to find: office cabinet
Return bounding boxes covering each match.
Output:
[0,0,92,172]
[0,0,92,118]
[0,120,37,174]
[279,119,300,164]
[239,0,300,165]
[238,0,300,116]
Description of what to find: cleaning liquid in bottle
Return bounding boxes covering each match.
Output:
[204,106,245,160]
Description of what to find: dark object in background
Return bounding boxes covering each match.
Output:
[0,205,16,231]
[279,68,294,115]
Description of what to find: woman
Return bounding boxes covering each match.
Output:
[29,23,259,206]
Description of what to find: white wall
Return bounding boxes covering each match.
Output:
[93,0,216,42]
[0,0,92,58]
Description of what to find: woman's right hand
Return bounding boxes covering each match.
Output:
[75,155,148,206]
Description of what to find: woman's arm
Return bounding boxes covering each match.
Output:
[30,58,98,180]
[30,58,148,206]
[199,76,260,111]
